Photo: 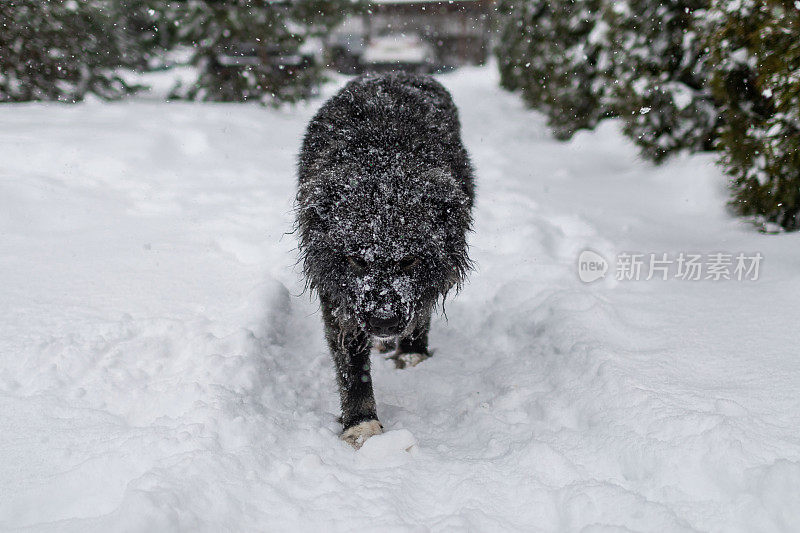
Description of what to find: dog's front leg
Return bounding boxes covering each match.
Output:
[321,297,383,449]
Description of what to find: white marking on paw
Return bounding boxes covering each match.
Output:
[372,337,396,353]
[341,420,383,449]
[391,352,429,369]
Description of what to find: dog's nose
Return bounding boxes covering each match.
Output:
[368,315,400,336]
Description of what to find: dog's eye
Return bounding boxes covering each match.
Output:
[348,256,368,272]
[399,256,419,272]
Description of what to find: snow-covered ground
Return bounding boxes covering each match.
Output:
[1,67,799,532]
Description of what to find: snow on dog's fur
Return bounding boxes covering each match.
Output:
[296,72,475,448]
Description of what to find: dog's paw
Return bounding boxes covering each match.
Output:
[341,420,383,449]
[373,339,396,353]
[390,352,430,369]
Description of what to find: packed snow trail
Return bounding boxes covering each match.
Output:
[1,68,799,532]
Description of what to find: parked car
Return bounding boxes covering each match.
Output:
[329,33,367,74]
[217,39,318,72]
[209,39,321,100]
[359,33,437,73]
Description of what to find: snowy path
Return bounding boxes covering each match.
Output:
[1,68,800,532]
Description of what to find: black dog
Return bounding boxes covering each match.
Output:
[296,72,475,448]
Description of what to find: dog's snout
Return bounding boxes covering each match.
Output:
[368,314,400,336]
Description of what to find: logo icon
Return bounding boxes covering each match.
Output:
[577,250,608,283]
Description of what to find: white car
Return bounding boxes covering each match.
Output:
[360,33,436,73]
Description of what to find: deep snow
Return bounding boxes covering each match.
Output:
[1,67,799,532]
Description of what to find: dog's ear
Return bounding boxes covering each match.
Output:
[297,173,339,233]
[420,167,470,210]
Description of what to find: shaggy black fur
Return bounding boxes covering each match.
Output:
[296,72,475,444]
